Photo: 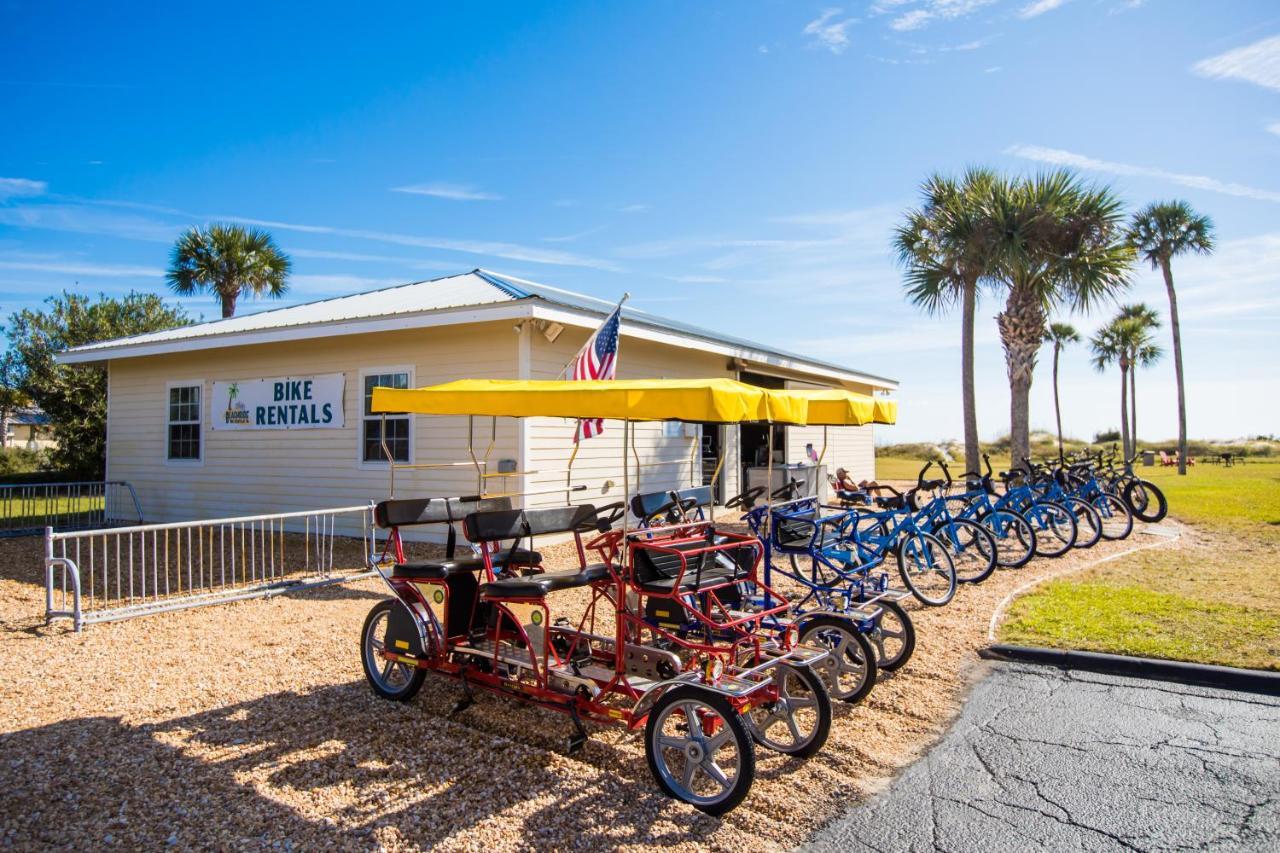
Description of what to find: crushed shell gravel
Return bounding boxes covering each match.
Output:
[0,520,1176,850]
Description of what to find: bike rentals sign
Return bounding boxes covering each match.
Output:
[212,374,345,430]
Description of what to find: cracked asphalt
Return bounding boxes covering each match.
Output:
[801,662,1280,852]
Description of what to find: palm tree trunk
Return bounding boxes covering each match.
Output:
[996,286,1044,470]
[221,290,238,319]
[1053,345,1064,461]
[1119,365,1130,460]
[1160,258,1188,475]
[1129,364,1138,458]
[961,280,980,474]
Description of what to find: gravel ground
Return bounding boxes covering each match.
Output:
[0,521,1179,851]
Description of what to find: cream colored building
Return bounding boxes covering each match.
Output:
[58,270,896,529]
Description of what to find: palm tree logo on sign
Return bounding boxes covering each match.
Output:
[223,381,250,425]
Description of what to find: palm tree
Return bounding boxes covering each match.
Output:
[1043,322,1080,461]
[988,171,1134,468]
[1128,201,1214,475]
[167,224,291,318]
[1115,303,1161,452]
[894,168,999,473]
[1090,322,1130,458]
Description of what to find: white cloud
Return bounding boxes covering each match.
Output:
[391,182,502,201]
[1192,34,1280,93]
[0,259,162,277]
[1006,144,1280,203]
[1018,0,1071,20]
[1268,122,1280,138]
[890,10,932,31]
[0,177,47,200]
[804,8,856,53]
[984,65,1003,73]
[219,214,623,270]
[286,248,456,269]
[618,204,651,214]
[888,1,996,32]
[288,274,412,293]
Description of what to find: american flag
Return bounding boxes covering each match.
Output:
[571,303,623,441]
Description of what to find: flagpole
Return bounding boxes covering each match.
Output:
[555,292,630,381]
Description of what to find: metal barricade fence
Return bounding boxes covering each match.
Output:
[0,480,144,537]
[45,503,380,630]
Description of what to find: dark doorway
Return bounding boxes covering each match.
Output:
[739,371,786,495]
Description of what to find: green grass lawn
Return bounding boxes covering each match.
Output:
[0,495,105,529]
[998,460,1280,671]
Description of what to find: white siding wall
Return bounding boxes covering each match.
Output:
[106,323,519,528]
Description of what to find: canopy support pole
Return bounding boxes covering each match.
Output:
[380,414,395,498]
[565,442,580,504]
[622,420,631,537]
[709,446,726,523]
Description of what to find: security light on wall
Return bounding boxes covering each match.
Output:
[542,321,564,343]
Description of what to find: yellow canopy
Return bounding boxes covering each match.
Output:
[773,389,877,426]
[371,378,810,425]
[872,397,898,425]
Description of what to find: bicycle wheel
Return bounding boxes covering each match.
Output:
[798,616,878,703]
[977,510,1036,569]
[896,532,956,606]
[930,518,997,584]
[1092,493,1134,540]
[1124,479,1168,523]
[1064,496,1102,549]
[866,598,915,671]
[1024,500,1076,557]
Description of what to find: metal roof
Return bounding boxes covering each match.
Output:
[59,269,897,388]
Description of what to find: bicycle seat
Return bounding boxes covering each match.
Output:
[392,549,543,580]
[479,563,612,598]
[875,495,907,510]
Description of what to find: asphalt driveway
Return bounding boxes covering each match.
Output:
[802,662,1280,852]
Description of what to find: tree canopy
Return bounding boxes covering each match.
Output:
[5,291,190,477]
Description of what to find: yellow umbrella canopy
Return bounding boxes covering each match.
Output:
[772,389,877,426]
[872,397,898,425]
[371,378,810,425]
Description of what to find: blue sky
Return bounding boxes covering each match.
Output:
[2,0,1278,444]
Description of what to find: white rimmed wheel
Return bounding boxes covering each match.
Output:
[361,599,426,701]
[864,598,916,671]
[743,664,831,758]
[798,615,879,703]
[897,532,957,606]
[645,686,755,815]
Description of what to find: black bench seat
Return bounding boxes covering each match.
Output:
[391,549,543,580]
[479,563,612,599]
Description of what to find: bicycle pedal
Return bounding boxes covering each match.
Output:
[566,731,588,754]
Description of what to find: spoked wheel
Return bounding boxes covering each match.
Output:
[645,686,755,816]
[1064,497,1102,549]
[1025,501,1077,558]
[1092,493,1135,540]
[361,599,427,701]
[742,664,832,758]
[1124,479,1168,523]
[798,615,879,703]
[897,532,956,606]
[977,510,1036,569]
[930,518,997,584]
[860,598,916,672]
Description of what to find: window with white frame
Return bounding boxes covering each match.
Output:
[362,370,411,463]
[167,384,202,461]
